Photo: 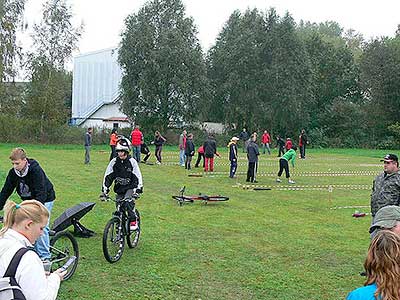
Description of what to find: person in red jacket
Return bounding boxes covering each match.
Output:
[130,125,143,162]
[285,138,293,151]
[261,130,271,155]
[194,145,205,168]
[109,128,119,161]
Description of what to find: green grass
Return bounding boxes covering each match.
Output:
[0,144,387,299]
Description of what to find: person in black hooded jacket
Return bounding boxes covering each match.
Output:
[0,148,56,261]
[203,134,219,172]
[184,133,195,170]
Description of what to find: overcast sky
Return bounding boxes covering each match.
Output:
[22,0,400,55]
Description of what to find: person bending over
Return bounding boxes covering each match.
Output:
[101,137,143,230]
[276,145,297,184]
[0,148,56,261]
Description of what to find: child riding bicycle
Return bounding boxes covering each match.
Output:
[100,137,143,231]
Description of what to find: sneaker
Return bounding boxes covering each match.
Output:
[276,178,281,183]
[156,161,161,165]
[288,179,295,184]
[130,221,138,231]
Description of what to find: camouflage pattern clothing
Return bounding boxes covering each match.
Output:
[371,172,400,217]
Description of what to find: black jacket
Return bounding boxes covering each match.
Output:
[102,155,143,195]
[203,138,217,158]
[0,159,56,210]
[153,136,165,147]
[228,142,238,162]
[247,141,260,163]
[141,143,150,155]
[185,139,195,156]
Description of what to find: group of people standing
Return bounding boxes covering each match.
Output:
[234,128,305,184]
[178,130,220,171]
[108,125,167,165]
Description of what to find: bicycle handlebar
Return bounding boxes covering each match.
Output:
[108,193,140,203]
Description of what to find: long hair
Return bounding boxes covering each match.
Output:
[0,200,49,237]
[364,230,400,300]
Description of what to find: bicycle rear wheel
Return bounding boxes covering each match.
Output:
[50,231,79,280]
[127,209,141,248]
[206,196,229,201]
[103,217,125,263]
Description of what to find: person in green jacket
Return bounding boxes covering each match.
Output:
[276,145,297,184]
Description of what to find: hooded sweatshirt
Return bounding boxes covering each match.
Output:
[0,159,55,210]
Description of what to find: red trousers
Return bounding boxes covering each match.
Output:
[204,157,214,172]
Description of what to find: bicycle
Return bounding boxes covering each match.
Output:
[102,194,141,263]
[0,216,79,281]
[172,186,229,206]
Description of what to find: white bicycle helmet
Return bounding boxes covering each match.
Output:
[116,136,131,152]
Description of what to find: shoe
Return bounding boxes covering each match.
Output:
[130,221,138,231]
[156,161,161,165]
[276,178,281,183]
[288,179,295,184]
[246,179,250,182]
[253,180,258,183]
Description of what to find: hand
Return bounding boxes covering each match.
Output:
[99,192,109,201]
[54,268,68,281]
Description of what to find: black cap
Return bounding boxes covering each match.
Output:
[380,154,398,162]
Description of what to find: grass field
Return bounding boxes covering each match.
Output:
[0,144,393,300]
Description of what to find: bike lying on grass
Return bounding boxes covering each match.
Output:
[172,186,229,206]
[0,215,79,281]
[102,194,141,263]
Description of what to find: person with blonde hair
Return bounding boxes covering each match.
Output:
[0,148,56,261]
[0,200,65,300]
[347,230,400,300]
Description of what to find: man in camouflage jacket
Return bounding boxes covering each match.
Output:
[371,154,400,217]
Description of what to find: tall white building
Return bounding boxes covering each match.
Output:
[71,48,130,128]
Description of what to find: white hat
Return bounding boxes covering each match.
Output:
[231,137,239,141]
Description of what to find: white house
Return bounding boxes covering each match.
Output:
[71,47,130,129]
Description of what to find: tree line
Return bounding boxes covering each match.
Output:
[1,0,400,147]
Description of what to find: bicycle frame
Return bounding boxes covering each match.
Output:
[112,196,139,237]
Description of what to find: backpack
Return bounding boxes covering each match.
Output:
[0,247,30,300]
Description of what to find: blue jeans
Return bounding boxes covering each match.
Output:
[35,201,54,260]
[179,149,186,166]
[132,145,141,162]
[262,143,271,154]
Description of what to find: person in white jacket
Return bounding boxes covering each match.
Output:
[0,200,66,300]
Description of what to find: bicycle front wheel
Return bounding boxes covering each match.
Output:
[103,217,125,263]
[127,209,141,248]
[50,231,79,280]
[172,196,194,206]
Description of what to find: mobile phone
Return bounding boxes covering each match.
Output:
[59,256,76,272]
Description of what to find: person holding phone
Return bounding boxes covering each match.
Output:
[0,200,66,300]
